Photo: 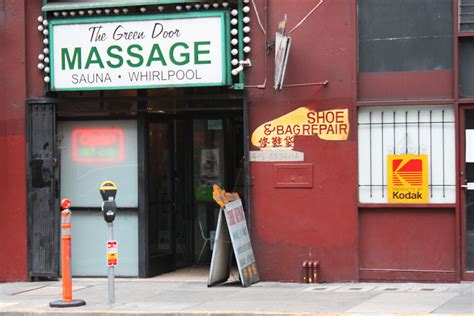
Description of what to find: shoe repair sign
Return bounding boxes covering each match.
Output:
[387,155,428,203]
[251,107,349,150]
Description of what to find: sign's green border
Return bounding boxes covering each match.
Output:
[48,11,230,91]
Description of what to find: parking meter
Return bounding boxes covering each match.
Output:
[99,180,118,305]
[99,181,117,223]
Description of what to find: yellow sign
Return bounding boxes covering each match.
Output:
[251,107,349,150]
[387,155,428,203]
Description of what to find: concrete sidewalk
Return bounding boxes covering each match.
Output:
[0,270,473,316]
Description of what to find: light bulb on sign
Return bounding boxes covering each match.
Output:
[231,65,244,76]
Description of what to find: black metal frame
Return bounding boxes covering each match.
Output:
[26,100,60,279]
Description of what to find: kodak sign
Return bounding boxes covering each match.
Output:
[387,155,428,203]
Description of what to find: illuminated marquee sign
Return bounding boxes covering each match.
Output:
[49,12,229,91]
[251,107,349,150]
[72,128,125,163]
[387,155,428,203]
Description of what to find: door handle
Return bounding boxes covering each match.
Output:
[461,183,474,190]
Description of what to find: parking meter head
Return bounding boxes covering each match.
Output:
[60,198,71,210]
[102,200,116,222]
[99,181,117,201]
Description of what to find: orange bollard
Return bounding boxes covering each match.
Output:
[50,199,86,308]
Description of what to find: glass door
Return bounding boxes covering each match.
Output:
[148,120,174,275]
[192,119,226,264]
[462,108,474,280]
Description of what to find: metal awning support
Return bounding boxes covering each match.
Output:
[42,0,235,12]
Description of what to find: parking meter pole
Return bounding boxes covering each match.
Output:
[100,181,118,305]
[50,199,86,308]
[107,222,115,305]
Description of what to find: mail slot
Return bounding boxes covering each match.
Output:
[273,163,313,188]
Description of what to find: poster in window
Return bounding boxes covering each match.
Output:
[387,154,428,203]
[196,149,220,201]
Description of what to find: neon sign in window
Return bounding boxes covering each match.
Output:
[72,128,125,163]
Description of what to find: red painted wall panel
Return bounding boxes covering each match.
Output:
[247,0,358,282]
[0,0,27,281]
[359,208,456,281]
[358,70,453,100]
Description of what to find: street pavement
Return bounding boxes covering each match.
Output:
[0,268,473,316]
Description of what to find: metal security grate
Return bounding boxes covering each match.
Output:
[460,0,474,32]
[358,105,456,203]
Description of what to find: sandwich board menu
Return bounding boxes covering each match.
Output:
[208,185,259,287]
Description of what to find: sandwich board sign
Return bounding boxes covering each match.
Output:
[208,185,259,287]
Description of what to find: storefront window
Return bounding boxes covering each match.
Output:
[58,120,138,207]
[358,105,455,203]
[358,0,453,73]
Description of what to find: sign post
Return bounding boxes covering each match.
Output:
[99,181,118,305]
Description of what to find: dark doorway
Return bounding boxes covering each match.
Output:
[146,113,243,276]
